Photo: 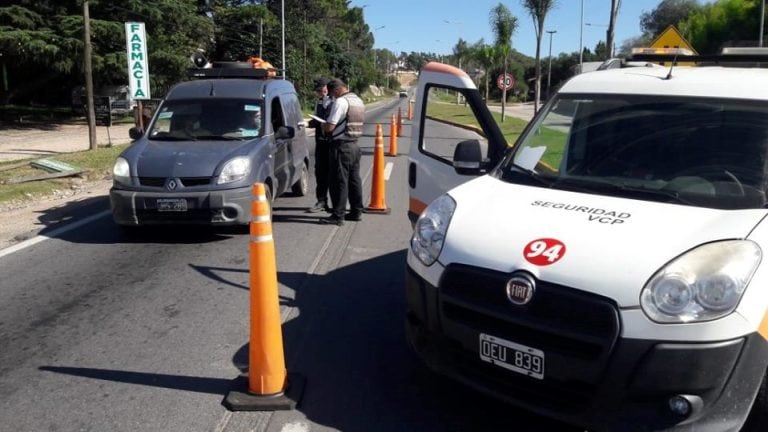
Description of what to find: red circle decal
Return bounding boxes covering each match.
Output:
[523,238,566,266]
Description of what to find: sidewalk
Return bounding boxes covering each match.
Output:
[0,121,134,162]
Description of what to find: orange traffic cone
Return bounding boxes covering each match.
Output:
[224,183,305,411]
[363,124,390,214]
[388,113,398,157]
[397,107,403,137]
[407,99,413,120]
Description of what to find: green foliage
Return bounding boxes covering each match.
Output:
[0,0,213,105]
[640,0,702,38]
[680,0,762,54]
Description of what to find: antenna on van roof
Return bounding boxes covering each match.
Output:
[663,53,680,80]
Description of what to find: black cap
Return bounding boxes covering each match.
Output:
[327,78,346,92]
[314,78,329,91]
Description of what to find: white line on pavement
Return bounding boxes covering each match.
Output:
[0,209,111,259]
[384,162,393,181]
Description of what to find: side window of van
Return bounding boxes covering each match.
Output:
[271,97,286,133]
[421,85,490,165]
[282,94,301,127]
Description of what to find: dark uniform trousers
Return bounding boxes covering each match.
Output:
[315,136,331,202]
[329,139,363,218]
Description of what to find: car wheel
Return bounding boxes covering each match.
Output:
[291,162,309,196]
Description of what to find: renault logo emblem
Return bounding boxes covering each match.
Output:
[167,179,178,190]
[506,275,535,306]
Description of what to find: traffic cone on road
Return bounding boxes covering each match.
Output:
[363,124,391,214]
[224,183,305,411]
[388,113,398,157]
[407,99,413,120]
[397,107,403,137]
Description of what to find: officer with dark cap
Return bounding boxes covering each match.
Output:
[307,77,332,213]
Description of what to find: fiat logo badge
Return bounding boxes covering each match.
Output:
[506,275,535,306]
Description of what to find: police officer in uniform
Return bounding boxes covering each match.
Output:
[307,78,332,213]
[319,78,365,226]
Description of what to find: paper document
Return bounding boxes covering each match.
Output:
[309,114,326,123]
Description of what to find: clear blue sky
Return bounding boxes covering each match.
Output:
[351,0,701,58]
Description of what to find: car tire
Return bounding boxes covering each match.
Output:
[291,162,309,196]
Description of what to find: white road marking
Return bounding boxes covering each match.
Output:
[280,421,311,432]
[384,162,393,181]
[0,209,110,259]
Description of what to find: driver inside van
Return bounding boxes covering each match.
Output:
[239,106,261,137]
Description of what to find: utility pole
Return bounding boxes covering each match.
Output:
[606,0,620,59]
[281,0,286,79]
[760,0,765,47]
[546,30,556,101]
[83,0,97,150]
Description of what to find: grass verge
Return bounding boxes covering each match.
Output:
[0,144,127,205]
[426,102,530,146]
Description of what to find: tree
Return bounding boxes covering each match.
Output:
[520,0,556,114]
[489,3,518,122]
[0,1,213,105]
[471,39,496,101]
[640,0,702,38]
[680,0,762,54]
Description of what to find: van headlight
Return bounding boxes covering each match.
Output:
[410,194,456,266]
[112,157,130,185]
[218,157,251,184]
[640,240,761,323]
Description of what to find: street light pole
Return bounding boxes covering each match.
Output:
[579,0,584,73]
[546,30,556,101]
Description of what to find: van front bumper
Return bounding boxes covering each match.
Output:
[405,264,768,432]
[110,186,252,226]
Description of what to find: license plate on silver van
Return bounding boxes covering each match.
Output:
[479,333,544,380]
[157,198,188,212]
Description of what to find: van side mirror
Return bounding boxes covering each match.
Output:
[276,126,295,139]
[129,127,144,140]
[453,139,487,175]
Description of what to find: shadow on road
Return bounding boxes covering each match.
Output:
[39,250,580,431]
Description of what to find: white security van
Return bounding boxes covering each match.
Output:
[406,51,768,431]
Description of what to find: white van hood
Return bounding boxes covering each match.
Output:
[440,176,768,307]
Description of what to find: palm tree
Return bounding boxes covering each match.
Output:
[489,3,518,122]
[521,0,557,114]
[472,39,496,102]
[452,38,470,104]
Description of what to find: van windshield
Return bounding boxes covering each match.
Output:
[499,94,768,210]
[148,98,263,141]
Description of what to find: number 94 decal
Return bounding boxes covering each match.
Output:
[524,238,566,266]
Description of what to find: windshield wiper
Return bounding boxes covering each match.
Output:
[556,179,697,205]
[193,135,244,141]
[502,163,553,187]
[149,136,195,141]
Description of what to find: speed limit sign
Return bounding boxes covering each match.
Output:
[496,73,515,90]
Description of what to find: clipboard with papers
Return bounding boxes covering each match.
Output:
[309,114,326,123]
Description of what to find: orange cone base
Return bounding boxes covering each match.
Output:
[362,206,391,214]
[223,373,305,411]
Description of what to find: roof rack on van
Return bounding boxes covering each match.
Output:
[186,57,279,79]
[627,47,768,65]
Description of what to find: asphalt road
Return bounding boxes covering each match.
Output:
[0,98,579,432]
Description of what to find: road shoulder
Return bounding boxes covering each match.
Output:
[0,179,112,251]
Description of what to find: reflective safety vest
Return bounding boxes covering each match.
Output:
[332,92,365,141]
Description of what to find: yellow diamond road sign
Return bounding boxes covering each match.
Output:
[650,25,698,54]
